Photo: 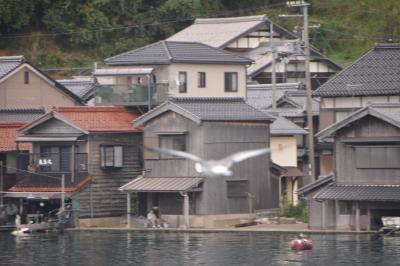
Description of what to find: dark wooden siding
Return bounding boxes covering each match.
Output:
[199,122,277,215]
[335,116,400,185]
[78,132,143,218]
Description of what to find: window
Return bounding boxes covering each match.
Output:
[226,180,249,198]
[24,70,29,84]
[101,145,123,168]
[339,201,352,215]
[224,72,238,92]
[39,146,71,172]
[159,135,186,159]
[178,72,187,93]
[197,72,206,88]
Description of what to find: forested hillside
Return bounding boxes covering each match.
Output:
[0,0,398,77]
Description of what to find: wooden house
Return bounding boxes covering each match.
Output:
[300,104,400,230]
[313,43,400,176]
[93,41,252,109]
[168,15,341,89]
[4,107,142,227]
[120,97,276,228]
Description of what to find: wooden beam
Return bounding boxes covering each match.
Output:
[127,193,131,228]
[182,192,190,228]
[322,201,326,230]
[355,201,360,231]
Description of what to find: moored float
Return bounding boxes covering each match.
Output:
[290,233,312,250]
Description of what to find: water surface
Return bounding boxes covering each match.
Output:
[0,231,399,265]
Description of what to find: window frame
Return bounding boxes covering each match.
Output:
[224,72,238,92]
[226,180,249,198]
[100,145,123,168]
[197,72,206,88]
[158,134,186,159]
[178,72,187,93]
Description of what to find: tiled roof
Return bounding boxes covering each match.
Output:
[270,116,307,135]
[105,41,252,66]
[316,103,400,141]
[120,176,203,192]
[167,15,296,48]
[0,107,45,122]
[171,97,274,121]
[313,43,400,97]
[297,174,334,196]
[0,56,25,79]
[53,106,142,132]
[9,176,92,193]
[57,78,95,101]
[0,122,30,152]
[134,97,274,126]
[314,184,400,201]
[246,83,301,110]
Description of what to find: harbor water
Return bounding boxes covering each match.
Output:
[1,231,400,265]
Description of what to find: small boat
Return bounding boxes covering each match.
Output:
[378,217,400,236]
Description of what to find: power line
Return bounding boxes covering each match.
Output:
[0,2,287,40]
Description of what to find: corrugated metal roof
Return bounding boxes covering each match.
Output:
[105,41,252,66]
[313,43,400,97]
[120,176,203,192]
[314,184,400,201]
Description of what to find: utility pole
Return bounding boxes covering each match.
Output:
[270,22,277,110]
[283,1,315,181]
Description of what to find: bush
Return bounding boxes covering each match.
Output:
[280,200,308,222]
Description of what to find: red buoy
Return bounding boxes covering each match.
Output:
[290,234,312,250]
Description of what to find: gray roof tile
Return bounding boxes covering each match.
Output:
[314,43,400,97]
[105,41,252,66]
[0,56,25,79]
[0,107,45,122]
[171,97,274,121]
[314,185,400,201]
[270,116,307,135]
[57,78,95,100]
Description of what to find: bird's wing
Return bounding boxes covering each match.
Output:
[222,148,271,166]
[145,146,203,162]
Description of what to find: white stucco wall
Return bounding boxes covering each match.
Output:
[270,136,297,167]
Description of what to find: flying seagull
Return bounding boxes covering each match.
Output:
[146,147,271,177]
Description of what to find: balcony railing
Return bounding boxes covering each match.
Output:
[15,153,88,189]
[94,83,169,107]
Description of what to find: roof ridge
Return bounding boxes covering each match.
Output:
[162,41,173,61]
[105,41,164,63]
[54,106,128,112]
[195,15,267,24]
[0,55,25,63]
[374,43,400,49]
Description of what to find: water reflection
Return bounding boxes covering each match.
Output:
[1,231,400,265]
